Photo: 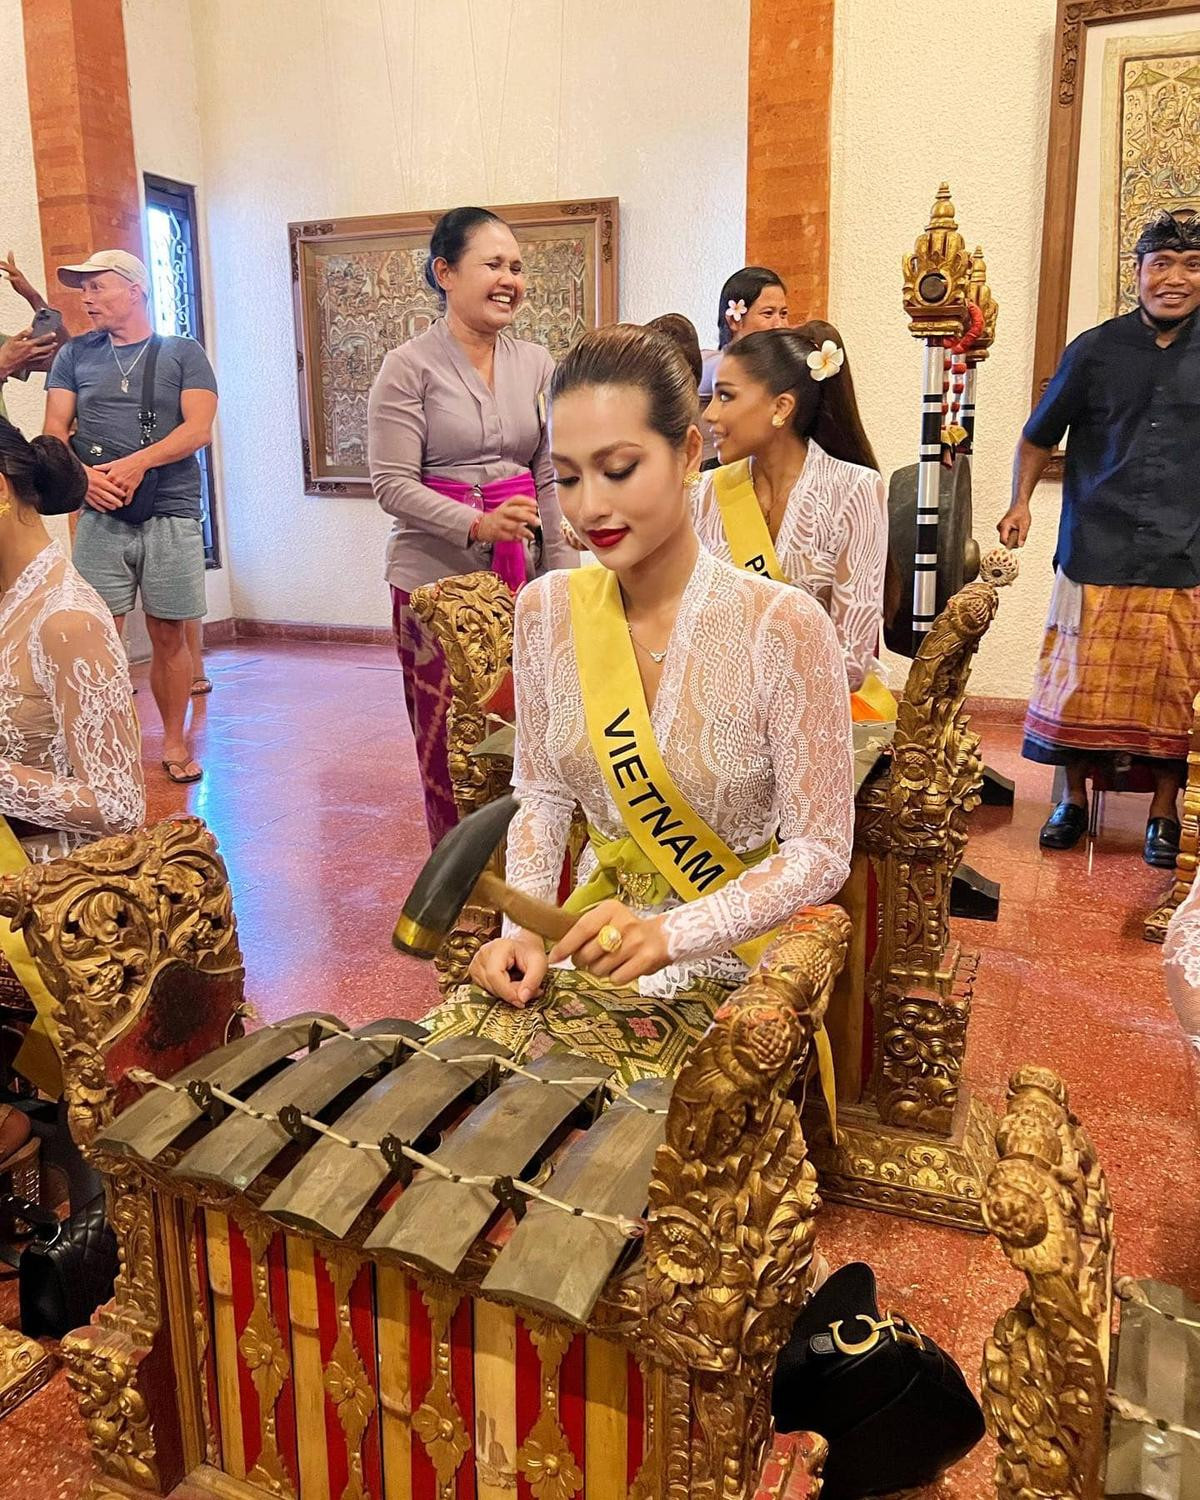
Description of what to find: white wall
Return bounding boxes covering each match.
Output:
[124,0,233,623]
[829,0,1060,699]
[184,0,750,627]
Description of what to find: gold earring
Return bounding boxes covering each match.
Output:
[771,414,786,429]
[684,470,701,486]
[0,498,11,520]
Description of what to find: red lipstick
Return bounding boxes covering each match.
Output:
[586,528,629,550]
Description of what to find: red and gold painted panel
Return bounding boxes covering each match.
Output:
[193,1208,650,1499]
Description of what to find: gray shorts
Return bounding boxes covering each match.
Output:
[73,511,206,621]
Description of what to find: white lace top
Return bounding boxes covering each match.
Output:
[0,542,144,863]
[1163,879,1200,1030]
[693,442,888,691]
[506,548,855,996]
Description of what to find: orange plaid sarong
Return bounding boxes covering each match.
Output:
[1023,582,1200,763]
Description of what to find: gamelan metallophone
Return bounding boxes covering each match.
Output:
[79,905,848,1500]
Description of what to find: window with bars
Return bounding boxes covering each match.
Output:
[143,174,220,567]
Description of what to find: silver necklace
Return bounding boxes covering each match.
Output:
[109,335,149,394]
[628,625,668,664]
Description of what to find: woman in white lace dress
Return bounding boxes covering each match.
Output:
[1163,882,1200,1052]
[696,322,896,707]
[0,419,144,863]
[424,326,854,1081]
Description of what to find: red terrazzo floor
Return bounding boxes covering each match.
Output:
[1,640,1197,1500]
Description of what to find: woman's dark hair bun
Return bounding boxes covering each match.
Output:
[29,434,87,515]
[425,206,506,296]
[0,417,85,515]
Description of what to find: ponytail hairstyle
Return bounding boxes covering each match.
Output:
[645,313,703,386]
[550,323,699,446]
[717,266,786,349]
[725,324,902,625]
[424,206,505,299]
[723,322,878,470]
[0,417,86,516]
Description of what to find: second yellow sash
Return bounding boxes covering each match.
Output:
[712,459,787,584]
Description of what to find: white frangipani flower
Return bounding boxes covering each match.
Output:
[806,340,844,382]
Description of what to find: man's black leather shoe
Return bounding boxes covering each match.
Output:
[1039,800,1087,851]
[1145,817,1181,868]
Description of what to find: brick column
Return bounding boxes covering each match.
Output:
[20,0,140,335]
[745,0,833,320]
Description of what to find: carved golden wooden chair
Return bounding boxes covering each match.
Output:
[413,549,1019,1230]
[1145,689,1200,943]
[0,819,248,1423]
[981,1066,1114,1499]
[17,815,842,1498]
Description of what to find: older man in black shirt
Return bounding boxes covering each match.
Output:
[998,210,1200,865]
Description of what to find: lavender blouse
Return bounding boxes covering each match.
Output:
[368,318,576,592]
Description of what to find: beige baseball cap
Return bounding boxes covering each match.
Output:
[57,249,149,293]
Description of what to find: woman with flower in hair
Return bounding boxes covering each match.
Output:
[697,267,789,468]
[697,321,897,717]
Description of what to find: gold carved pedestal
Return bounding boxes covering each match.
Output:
[0,1325,54,1418]
[806,551,1019,1231]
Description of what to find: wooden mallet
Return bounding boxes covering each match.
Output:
[393,795,574,958]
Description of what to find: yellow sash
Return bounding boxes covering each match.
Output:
[712,460,787,583]
[713,462,898,725]
[0,819,63,1097]
[568,566,836,1131]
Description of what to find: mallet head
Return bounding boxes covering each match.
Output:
[392,795,519,957]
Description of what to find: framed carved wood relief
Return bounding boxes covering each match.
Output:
[289,199,619,496]
[1033,0,1200,462]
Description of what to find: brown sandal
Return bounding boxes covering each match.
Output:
[191,676,213,695]
[162,758,203,784]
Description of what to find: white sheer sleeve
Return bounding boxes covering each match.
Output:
[0,608,144,837]
[503,580,574,928]
[1163,878,1200,1039]
[831,469,888,691]
[660,589,854,963]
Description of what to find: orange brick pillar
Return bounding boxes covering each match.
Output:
[20,0,140,335]
[745,0,834,320]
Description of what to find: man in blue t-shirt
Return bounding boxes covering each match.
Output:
[44,249,218,785]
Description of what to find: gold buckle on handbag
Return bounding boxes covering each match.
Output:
[828,1311,926,1357]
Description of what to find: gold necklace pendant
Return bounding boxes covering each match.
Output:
[628,625,667,664]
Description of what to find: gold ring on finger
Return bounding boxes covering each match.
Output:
[596,923,623,955]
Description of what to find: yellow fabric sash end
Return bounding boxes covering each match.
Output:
[851,671,898,723]
[567,566,836,1136]
[712,460,787,583]
[0,819,63,1098]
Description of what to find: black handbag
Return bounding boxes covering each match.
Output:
[11,1192,119,1340]
[771,1261,985,1499]
[68,333,162,524]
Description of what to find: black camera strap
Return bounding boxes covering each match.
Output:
[137,333,161,448]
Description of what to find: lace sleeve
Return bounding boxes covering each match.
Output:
[660,589,854,963]
[830,469,888,691]
[0,608,145,837]
[503,580,574,930]
[1163,877,1200,1035]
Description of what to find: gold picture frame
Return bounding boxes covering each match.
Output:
[289,198,619,496]
[1032,0,1200,467]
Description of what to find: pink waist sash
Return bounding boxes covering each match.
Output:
[424,470,537,594]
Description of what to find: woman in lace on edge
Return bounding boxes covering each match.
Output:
[1163,879,1200,1052]
[697,322,897,695]
[0,419,144,864]
[424,326,855,1082]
